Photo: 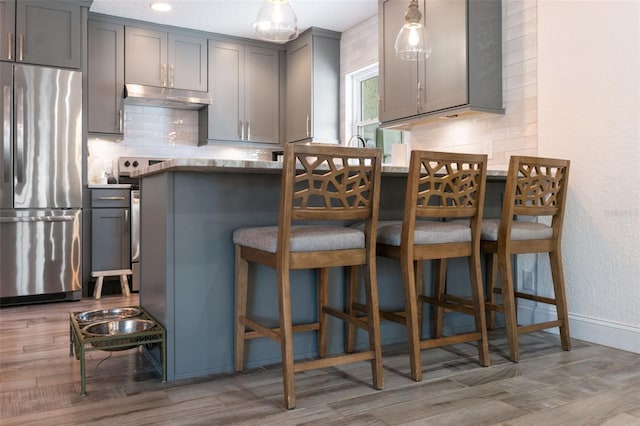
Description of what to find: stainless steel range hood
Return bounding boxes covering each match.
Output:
[124,84,212,110]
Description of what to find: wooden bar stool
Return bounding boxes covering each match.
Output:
[481,156,571,362]
[91,269,132,300]
[233,143,383,409]
[350,151,490,382]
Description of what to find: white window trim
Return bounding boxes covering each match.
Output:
[345,63,378,145]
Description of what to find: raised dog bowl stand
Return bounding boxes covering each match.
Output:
[69,305,166,395]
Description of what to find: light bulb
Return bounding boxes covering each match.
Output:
[407,24,421,47]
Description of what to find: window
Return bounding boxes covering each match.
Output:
[347,64,402,164]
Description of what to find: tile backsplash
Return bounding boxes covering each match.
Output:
[87,105,275,184]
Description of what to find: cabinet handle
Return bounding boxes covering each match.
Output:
[417,82,422,113]
[18,34,23,62]
[306,115,310,137]
[97,196,126,201]
[169,64,174,88]
[7,33,12,60]
[118,109,123,133]
[246,121,251,141]
[239,121,245,140]
[161,64,167,87]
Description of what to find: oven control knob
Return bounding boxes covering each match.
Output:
[132,160,139,167]
[124,160,130,167]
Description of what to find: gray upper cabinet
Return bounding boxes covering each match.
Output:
[88,20,124,135]
[125,26,207,92]
[1,0,81,68]
[379,0,503,126]
[285,28,340,143]
[206,40,279,143]
[0,0,15,62]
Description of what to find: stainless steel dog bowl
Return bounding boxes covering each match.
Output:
[82,318,155,337]
[81,318,156,351]
[74,307,141,323]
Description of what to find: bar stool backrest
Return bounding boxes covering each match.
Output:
[279,143,382,251]
[403,151,488,245]
[500,156,570,242]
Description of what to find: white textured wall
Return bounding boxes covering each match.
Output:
[538,1,640,351]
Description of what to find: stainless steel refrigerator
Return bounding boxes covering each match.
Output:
[1,63,82,304]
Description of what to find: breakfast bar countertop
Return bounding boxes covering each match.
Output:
[131,157,508,179]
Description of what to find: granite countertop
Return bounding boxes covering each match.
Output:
[131,158,507,179]
[88,183,132,189]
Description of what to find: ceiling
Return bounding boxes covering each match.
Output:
[89,0,379,41]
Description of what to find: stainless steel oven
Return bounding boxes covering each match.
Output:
[118,157,168,292]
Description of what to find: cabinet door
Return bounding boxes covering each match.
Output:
[125,26,167,87]
[168,33,207,91]
[285,36,311,142]
[245,46,279,143]
[88,20,124,134]
[420,0,467,112]
[0,0,15,61]
[379,0,420,123]
[15,1,81,68]
[208,40,244,141]
[91,208,130,271]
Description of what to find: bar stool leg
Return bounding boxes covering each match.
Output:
[498,250,520,362]
[550,248,571,351]
[120,274,131,296]
[234,246,249,372]
[277,268,296,409]
[363,260,384,390]
[345,266,359,353]
[318,268,329,358]
[469,253,490,366]
[485,253,499,330]
[93,276,104,300]
[432,259,446,338]
[401,255,422,382]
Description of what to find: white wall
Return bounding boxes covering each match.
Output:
[537,1,640,352]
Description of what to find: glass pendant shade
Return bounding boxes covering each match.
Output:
[253,0,298,42]
[395,0,431,61]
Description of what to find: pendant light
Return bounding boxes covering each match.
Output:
[253,0,298,42]
[395,0,431,61]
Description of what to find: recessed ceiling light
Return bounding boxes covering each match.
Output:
[150,2,172,12]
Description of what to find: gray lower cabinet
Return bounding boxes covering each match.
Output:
[91,189,130,272]
[0,0,82,68]
[125,26,207,92]
[285,28,340,143]
[206,40,279,143]
[88,19,124,135]
[379,0,503,126]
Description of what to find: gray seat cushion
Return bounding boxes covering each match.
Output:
[233,225,365,253]
[481,219,554,241]
[380,220,471,246]
[353,220,471,247]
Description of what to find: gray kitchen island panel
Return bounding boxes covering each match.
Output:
[137,161,505,381]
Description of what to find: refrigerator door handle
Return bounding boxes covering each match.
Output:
[15,86,24,183]
[2,85,10,184]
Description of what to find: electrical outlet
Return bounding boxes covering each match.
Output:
[523,271,534,291]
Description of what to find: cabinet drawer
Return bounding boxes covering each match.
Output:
[91,189,130,208]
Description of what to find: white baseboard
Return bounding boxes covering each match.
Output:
[519,304,640,354]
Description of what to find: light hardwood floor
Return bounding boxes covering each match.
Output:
[1,294,639,425]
